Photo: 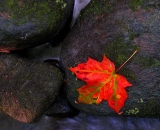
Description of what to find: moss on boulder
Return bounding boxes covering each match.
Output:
[0,0,74,52]
[60,0,160,118]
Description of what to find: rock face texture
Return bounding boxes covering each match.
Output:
[0,0,74,52]
[60,0,160,117]
[0,54,63,123]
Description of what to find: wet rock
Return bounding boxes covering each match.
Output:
[60,0,160,117]
[0,53,63,123]
[45,86,79,117]
[14,42,63,62]
[0,0,74,52]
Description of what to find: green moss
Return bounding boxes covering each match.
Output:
[137,99,160,117]
[129,33,140,40]
[105,31,160,83]
[5,0,67,30]
[119,68,135,83]
[138,98,144,103]
[81,0,113,17]
[126,107,139,115]
[129,0,160,10]
[129,0,143,11]
[56,0,67,9]
[133,56,159,68]
[105,33,139,65]
[125,99,159,117]
[125,98,144,116]
[105,33,139,81]
[105,33,140,82]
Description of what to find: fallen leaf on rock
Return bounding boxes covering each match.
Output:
[69,54,133,113]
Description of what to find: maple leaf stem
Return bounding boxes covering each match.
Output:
[116,50,138,73]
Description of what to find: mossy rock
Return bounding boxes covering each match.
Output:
[0,0,74,52]
[61,0,160,118]
[0,53,63,123]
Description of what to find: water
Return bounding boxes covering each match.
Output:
[71,0,91,27]
[0,113,160,130]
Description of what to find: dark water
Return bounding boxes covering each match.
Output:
[0,113,160,130]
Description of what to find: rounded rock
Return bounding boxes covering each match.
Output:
[0,0,74,52]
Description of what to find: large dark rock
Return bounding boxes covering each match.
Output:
[0,0,74,52]
[60,0,160,118]
[0,53,63,123]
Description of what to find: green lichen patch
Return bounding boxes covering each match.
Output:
[138,99,160,117]
[105,33,140,81]
[56,0,67,9]
[105,33,139,67]
[4,0,67,30]
[128,0,159,11]
[133,56,159,69]
[128,0,143,11]
[125,99,160,118]
[126,107,139,115]
[81,0,114,17]
[138,98,144,103]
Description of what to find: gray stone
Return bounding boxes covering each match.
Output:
[0,53,63,123]
[60,0,160,117]
[0,0,74,52]
[45,87,79,116]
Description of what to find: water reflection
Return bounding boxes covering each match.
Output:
[0,113,160,130]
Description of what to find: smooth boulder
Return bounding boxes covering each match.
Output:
[0,0,74,52]
[0,53,63,123]
[60,0,160,117]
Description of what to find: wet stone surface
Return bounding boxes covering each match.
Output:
[60,0,160,117]
[0,0,74,52]
[0,53,63,123]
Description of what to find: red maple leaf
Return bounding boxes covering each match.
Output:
[69,55,133,113]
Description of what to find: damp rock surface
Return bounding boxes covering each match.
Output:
[0,53,63,123]
[61,0,160,117]
[0,0,74,52]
